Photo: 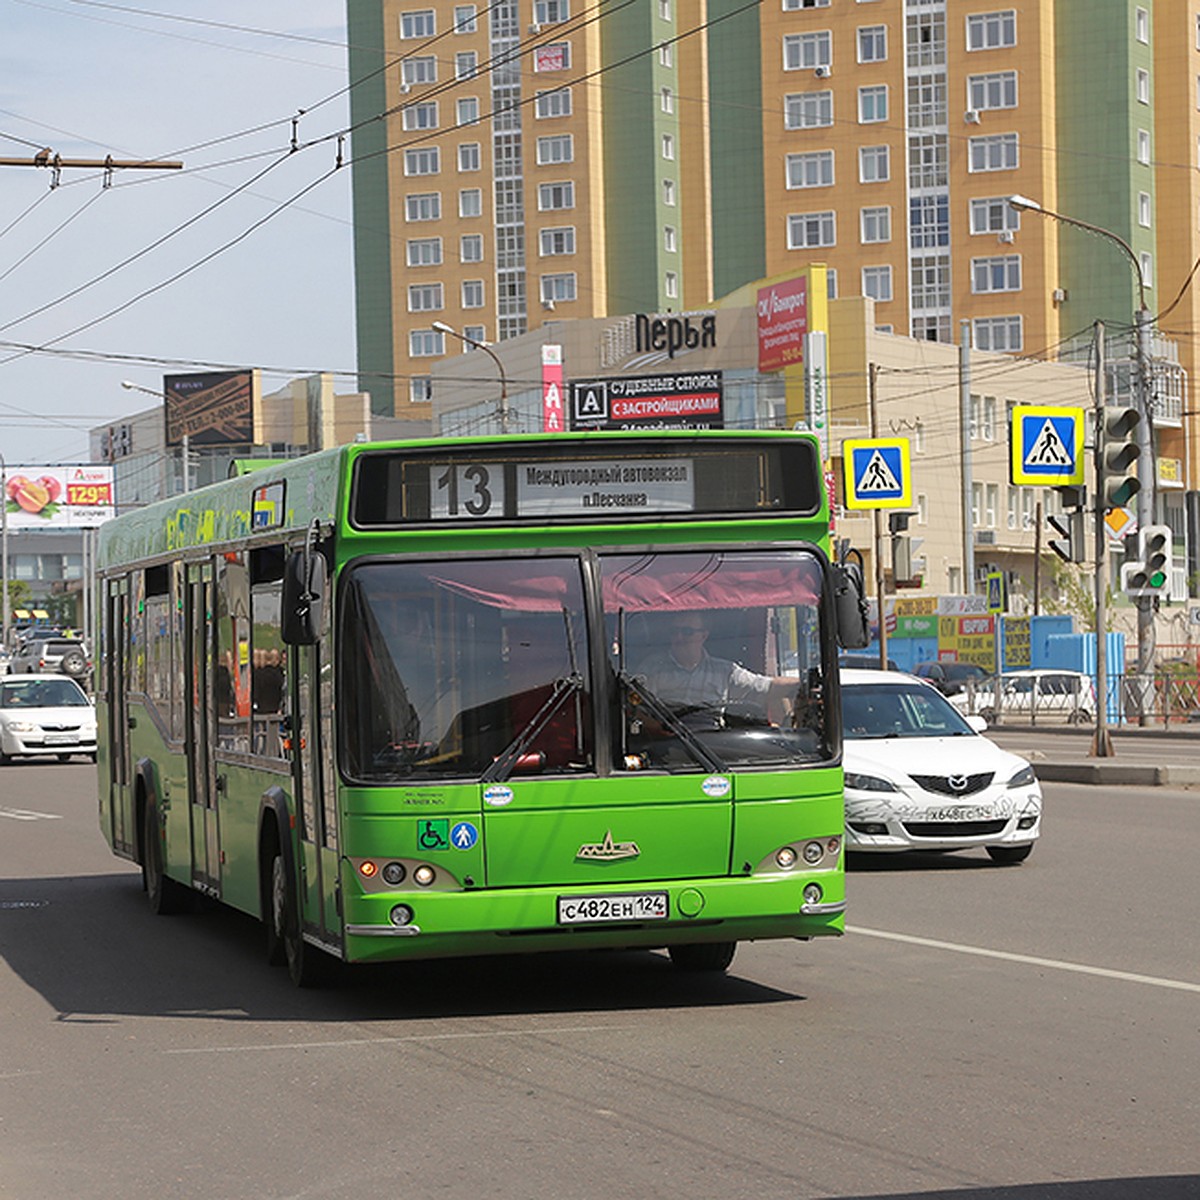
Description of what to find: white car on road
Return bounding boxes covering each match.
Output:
[841,669,1042,864]
[0,674,97,764]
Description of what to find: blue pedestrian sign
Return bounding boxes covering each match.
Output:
[843,437,911,510]
[450,821,479,850]
[1011,405,1084,486]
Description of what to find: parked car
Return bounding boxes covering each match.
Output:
[9,637,91,681]
[840,653,899,670]
[980,669,1096,724]
[912,660,991,696]
[0,674,97,764]
[841,669,1041,864]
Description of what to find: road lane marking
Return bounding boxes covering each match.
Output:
[850,926,1200,994]
[164,1023,638,1056]
[0,806,62,821]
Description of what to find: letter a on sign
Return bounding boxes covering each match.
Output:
[843,437,911,509]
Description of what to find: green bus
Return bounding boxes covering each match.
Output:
[96,430,868,985]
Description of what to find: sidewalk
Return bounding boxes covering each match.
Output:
[986,723,1200,788]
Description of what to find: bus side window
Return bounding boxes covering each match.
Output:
[250,545,288,760]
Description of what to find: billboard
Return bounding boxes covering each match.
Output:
[757,276,808,372]
[569,372,723,430]
[164,369,256,447]
[4,465,115,528]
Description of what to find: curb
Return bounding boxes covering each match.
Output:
[1034,762,1200,788]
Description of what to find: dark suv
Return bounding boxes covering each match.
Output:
[912,660,990,696]
[10,638,91,681]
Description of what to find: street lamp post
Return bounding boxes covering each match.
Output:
[431,321,511,433]
[1008,194,1157,719]
[121,379,192,494]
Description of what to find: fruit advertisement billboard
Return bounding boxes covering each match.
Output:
[4,465,115,528]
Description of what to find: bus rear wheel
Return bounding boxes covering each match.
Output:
[143,802,189,915]
[667,941,737,973]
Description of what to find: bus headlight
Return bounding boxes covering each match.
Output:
[413,864,436,887]
[802,883,823,907]
[382,862,406,885]
[390,904,415,927]
[775,846,797,869]
[802,841,824,865]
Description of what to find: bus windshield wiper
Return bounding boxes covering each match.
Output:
[617,668,726,773]
[483,673,585,783]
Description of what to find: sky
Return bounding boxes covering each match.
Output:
[0,0,355,468]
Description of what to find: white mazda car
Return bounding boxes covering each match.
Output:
[0,674,97,764]
[840,669,1041,864]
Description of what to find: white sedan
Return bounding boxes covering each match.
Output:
[840,669,1041,864]
[0,674,97,764]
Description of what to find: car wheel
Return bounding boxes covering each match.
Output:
[979,707,995,722]
[987,844,1033,865]
[60,649,86,677]
[57,754,73,763]
[667,941,737,973]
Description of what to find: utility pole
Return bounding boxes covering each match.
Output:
[869,363,889,667]
[0,150,182,184]
[959,320,975,594]
[1092,322,1115,757]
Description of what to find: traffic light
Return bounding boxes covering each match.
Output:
[1121,524,1173,597]
[1047,485,1085,563]
[1097,406,1141,510]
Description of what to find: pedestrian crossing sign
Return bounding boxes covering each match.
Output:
[1010,405,1084,486]
[843,437,912,510]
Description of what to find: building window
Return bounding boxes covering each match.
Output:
[970,196,1019,234]
[968,71,1017,110]
[458,142,481,171]
[1136,6,1148,43]
[460,233,484,262]
[973,315,1022,352]
[535,88,572,118]
[406,237,442,266]
[910,194,950,248]
[453,5,477,33]
[536,134,574,164]
[659,0,670,17]
[408,283,444,311]
[402,56,437,86]
[968,133,1018,172]
[541,272,577,303]
[971,482,982,526]
[859,144,889,182]
[665,271,678,299]
[1139,192,1152,228]
[786,150,834,189]
[860,205,891,243]
[910,256,951,308]
[403,101,438,130]
[858,85,888,123]
[783,0,830,8]
[463,324,486,345]
[457,97,480,126]
[783,31,832,72]
[405,192,441,221]
[787,211,836,249]
[539,225,576,255]
[410,376,433,403]
[538,181,575,210]
[661,87,674,113]
[455,51,478,80]
[1137,129,1151,164]
[909,133,948,187]
[1140,252,1153,286]
[462,279,485,308]
[985,484,999,528]
[662,133,674,160]
[664,225,677,252]
[1137,69,1150,105]
[534,0,569,22]
[663,178,676,205]
[409,329,445,357]
[966,11,1016,51]
[405,147,441,175]
[862,265,892,302]
[459,188,483,218]
[784,91,833,129]
[972,254,1021,293]
[857,25,886,62]
[658,42,673,68]
[401,9,435,38]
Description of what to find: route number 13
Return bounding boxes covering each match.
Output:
[432,464,505,519]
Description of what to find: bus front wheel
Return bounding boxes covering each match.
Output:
[667,941,737,973]
[269,850,333,987]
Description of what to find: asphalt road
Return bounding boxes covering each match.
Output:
[2,763,1198,1200]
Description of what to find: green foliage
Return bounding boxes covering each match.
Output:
[1037,555,1097,627]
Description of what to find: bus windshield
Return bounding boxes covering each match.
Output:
[339,547,832,783]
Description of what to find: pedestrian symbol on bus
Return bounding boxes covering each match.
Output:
[843,437,911,509]
[450,821,478,850]
[1011,406,1084,486]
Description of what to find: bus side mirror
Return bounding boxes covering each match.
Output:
[281,546,326,646]
[832,558,870,650]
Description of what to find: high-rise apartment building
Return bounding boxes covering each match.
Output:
[348,0,1200,512]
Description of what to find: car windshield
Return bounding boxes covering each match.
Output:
[842,681,975,739]
[944,663,987,681]
[0,679,90,708]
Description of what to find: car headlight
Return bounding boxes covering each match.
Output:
[1007,764,1037,788]
[7,721,37,734]
[844,771,897,793]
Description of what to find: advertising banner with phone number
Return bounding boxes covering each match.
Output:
[4,464,115,528]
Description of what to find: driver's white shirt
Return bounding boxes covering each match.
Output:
[635,648,771,712]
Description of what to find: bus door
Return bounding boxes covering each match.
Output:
[292,639,339,945]
[185,562,219,894]
[104,577,134,855]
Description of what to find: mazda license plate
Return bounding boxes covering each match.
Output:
[557,892,669,925]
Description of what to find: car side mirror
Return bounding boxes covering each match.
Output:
[832,554,870,650]
[281,532,327,646]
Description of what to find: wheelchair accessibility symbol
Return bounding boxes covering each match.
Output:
[417,820,449,851]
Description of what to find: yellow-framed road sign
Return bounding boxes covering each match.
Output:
[843,437,912,509]
[1010,405,1085,486]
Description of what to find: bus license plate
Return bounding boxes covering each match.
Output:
[557,892,669,925]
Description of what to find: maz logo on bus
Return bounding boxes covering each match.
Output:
[576,830,640,861]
